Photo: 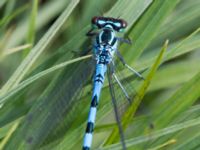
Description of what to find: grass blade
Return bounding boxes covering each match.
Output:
[0,55,91,105]
[104,40,168,146]
[24,0,38,56]
[100,117,200,150]
[123,0,180,62]
[0,0,79,101]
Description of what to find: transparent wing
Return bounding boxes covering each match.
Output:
[4,59,95,149]
[110,59,144,116]
[100,60,145,149]
[107,65,127,150]
[117,64,143,100]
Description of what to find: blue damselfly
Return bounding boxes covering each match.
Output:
[3,16,144,150]
[82,16,144,150]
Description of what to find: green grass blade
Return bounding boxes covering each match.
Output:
[149,58,200,92]
[173,131,200,150]
[104,40,168,146]
[4,0,16,20]
[0,0,7,8]
[24,0,38,56]
[0,55,91,105]
[4,0,73,49]
[152,1,200,47]
[0,121,20,149]
[152,72,200,129]
[106,0,153,29]
[0,0,79,101]
[123,0,180,62]
[0,4,29,28]
[137,28,200,71]
[100,117,200,150]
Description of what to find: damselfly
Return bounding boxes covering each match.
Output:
[83,16,144,150]
[5,16,144,150]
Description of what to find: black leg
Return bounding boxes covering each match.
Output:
[86,28,98,37]
[116,37,132,45]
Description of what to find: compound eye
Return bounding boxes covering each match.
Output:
[92,16,98,25]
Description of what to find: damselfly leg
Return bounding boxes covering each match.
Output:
[86,28,98,37]
[116,37,132,45]
[110,61,131,103]
[116,49,145,80]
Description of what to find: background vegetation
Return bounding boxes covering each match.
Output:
[0,0,200,149]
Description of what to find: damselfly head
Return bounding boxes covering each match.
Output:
[91,16,127,32]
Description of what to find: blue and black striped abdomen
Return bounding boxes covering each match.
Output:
[83,64,107,150]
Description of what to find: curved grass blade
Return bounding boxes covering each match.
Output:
[0,55,92,131]
[0,0,79,99]
[104,40,168,146]
[0,55,92,105]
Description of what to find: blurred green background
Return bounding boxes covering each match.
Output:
[0,0,200,150]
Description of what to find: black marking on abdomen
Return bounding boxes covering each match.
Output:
[94,79,103,84]
[83,146,90,150]
[91,95,98,107]
[86,122,94,133]
[96,74,103,79]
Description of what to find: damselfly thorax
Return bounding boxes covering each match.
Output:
[93,26,118,64]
